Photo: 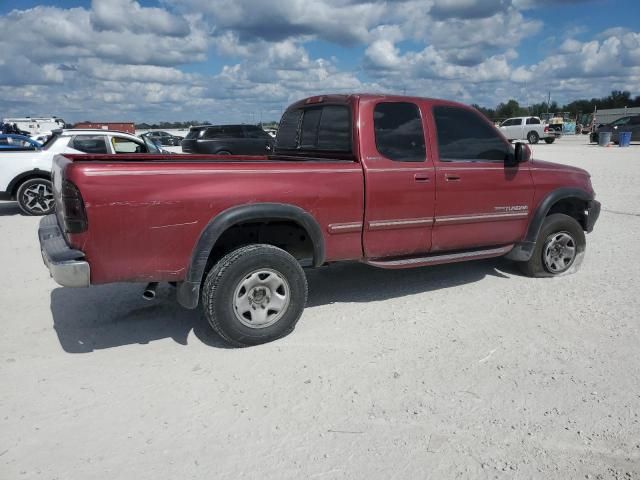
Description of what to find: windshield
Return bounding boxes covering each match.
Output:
[41,133,61,150]
[142,136,161,153]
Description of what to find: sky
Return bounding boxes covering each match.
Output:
[0,0,639,123]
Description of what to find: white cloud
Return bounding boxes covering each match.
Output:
[90,0,191,37]
[0,0,637,123]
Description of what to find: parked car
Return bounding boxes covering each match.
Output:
[181,124,275,154]
[0,134,41,150]
[0,129,167,216]
[499,116,559,144]
[140,130,184,146]
[590,115,640,144]
[39,94,600,347]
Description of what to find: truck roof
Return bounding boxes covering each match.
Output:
[285,93,471,111]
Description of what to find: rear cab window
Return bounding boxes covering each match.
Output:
[275,105,352,157]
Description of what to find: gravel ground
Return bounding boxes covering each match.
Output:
[1,135,639,479]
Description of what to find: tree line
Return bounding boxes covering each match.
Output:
[473,90,640,121]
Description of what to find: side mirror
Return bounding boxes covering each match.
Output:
[507,142,530,167]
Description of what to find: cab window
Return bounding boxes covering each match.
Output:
[373,102,425,162]
[434,106,511,162]
[70,136,108,154]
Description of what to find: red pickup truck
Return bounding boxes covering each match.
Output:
[39,94,600,346]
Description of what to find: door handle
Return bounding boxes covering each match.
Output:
[414,174,430,183]
[445,174,461,181]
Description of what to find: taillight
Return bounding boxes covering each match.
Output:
[61,180,87,233]
[544,125,549,133]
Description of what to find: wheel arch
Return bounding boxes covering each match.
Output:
[7,169,52,198]
[177,203,325,309]
[506,187,593,262]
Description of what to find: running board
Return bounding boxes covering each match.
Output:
[364,245,514,269]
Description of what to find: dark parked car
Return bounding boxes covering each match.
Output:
[140,130,184,146]
[181,124,274,155]
[590,115,640,144]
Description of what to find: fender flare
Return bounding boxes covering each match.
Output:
[177,202,325,309]
[506,187,593,262]
[6,169,51,197]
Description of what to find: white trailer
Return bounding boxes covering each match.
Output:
[1,117,66,135]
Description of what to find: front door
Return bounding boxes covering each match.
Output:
[360,99,436,259]
[429,105,534,252]
[501,118,523,140]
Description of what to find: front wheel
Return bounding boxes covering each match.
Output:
[544,138,555,144]
[527,131,540,144]
[202,244,308,347]
[517,214,586,278]
[16,178,55,216]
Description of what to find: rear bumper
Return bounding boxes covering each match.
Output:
[585,200,601,233]
[38,215,90,287]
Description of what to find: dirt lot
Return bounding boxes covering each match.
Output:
[1,135,639,479]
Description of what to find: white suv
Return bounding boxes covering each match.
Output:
[499,116,559,144]
[0,129,164,215]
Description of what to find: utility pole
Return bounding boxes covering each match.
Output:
[547,91,551,115]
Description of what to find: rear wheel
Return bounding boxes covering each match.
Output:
[544,138,555,144]
[216,150,231,155]
[517,214,585,278]
[16,178,55,216]
[201,244,308,347]
[527,131,540,144]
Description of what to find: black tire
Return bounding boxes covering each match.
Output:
[517,214,585,278]
[201,244,308,347]
[544,138,555,144]
[216,150,231,155]
[527,131,540,144]
[16,178,55,216]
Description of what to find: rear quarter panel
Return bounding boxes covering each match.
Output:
[65,159,364,284]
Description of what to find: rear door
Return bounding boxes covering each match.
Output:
[242,126,274,154]
[525,117,542,137]
[360,99,436,258]
[430,105,534,252]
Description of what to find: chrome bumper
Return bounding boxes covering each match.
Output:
[38,215,90,287]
